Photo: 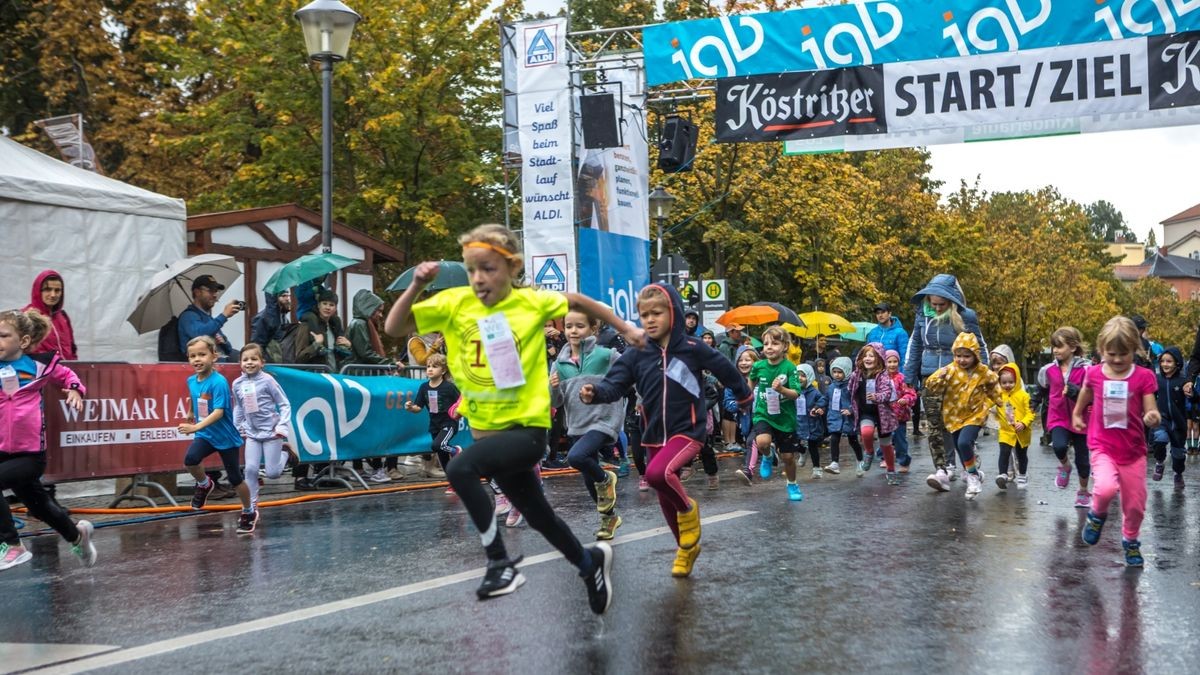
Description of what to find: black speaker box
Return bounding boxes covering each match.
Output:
[658,115,697,173]
[580,94,620,149]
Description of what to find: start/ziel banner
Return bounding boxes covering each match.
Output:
[715,30,1200,147]
[645,0,1200,86]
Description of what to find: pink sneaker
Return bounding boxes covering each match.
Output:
[493,494,512,517]
[0,542,32,571]
[505,508,524,528]
[1055,465,1072,489]
[638,477,649,491]
[1074,490,1091,509]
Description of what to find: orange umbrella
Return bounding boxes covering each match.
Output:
[715,304,806,328]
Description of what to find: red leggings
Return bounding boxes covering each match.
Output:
[860,421,895,472]
[644,435,702,543]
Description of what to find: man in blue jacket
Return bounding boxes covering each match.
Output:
[178,275,242,362]
[866,302,908,357]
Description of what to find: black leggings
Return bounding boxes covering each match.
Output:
[998,442,1029,476]
[799,439,821,467]
[1050,427,1090,480]
[446,427,586,569]
[0,453,78,546]
[828,432,863,463]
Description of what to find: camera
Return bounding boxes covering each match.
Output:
[233,300,246,311]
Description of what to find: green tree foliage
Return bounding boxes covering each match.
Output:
[1086,199,1136,242]
[1123,278,1200,352]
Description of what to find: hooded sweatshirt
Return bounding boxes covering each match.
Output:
[0,351,85,453]
[794,363,828,441]
[924,332,1003,432]
[589,284,751,446]
[825,356,856,435]
[995,363,1035,448]
[347,290,391,365]
[990,344,1017,370]
[250,290,292,349]
[551,335,624,440]
[903,274,988,385]
[231,370,292,441]
[848,343,898,434]
[24,270,77,360]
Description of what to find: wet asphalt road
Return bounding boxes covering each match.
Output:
[3,434,1199,675]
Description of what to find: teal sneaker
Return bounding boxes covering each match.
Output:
[616,459,630,478]
[1081,511,1106,546]
[786,482,803,502]
[759,453,774,480]
[1122,539,1144,567]
[862,454,874,472]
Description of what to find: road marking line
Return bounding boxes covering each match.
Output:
[2,643,121,675]
[31,510,756,674]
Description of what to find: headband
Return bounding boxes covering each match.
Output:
[463,241,516,259]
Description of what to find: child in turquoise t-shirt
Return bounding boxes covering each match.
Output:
[179,336,251,517]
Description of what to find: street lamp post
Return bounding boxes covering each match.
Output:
[647,185,676,285]
[294,0,361,254]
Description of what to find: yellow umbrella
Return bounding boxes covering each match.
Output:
[792,311,855,339]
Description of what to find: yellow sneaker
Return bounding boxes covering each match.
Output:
[596,470,618,513]
[676,498,700,549]
[671,543,701,577]
[595,511,622,541]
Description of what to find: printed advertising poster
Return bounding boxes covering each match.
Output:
[515,18,576,292]
[578,227,650,325]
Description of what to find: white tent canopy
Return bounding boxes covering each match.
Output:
[0,135,187,362]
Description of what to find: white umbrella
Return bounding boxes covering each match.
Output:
[126,254,242,334]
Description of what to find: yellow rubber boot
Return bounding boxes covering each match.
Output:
[676,498,701,550]
[671,544,701,577]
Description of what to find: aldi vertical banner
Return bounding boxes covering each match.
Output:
[576,64,651,323]
[514,18,576,292]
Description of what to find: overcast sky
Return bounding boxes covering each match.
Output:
[515,0,1197,242]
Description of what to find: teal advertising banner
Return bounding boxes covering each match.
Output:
[644,0,1200,86]
[266,366,472,463]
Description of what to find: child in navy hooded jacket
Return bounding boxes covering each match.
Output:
[795,363,828,473]
[582,284,751,578]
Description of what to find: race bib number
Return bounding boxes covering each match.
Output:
[795,394,807,417]
[240,381,259,413]
[0,365,17,395]
[766,389,781,415]
[866,380,877,398]
[477,313,526,390]
[830,388,841,411]
[197,396,211,419]
[428,390,439,415]
[1102,380,1129,430]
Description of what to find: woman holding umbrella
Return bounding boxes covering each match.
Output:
[902,274,989,492]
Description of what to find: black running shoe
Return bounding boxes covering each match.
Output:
[582,542,613,615]
[476,556,525,600]
[236,510,259,534]
[191,480,215,510]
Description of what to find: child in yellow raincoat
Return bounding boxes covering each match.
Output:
[924,332,1004,499]
[993,363,1035,491]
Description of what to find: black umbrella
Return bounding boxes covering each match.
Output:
[750,301,802,326]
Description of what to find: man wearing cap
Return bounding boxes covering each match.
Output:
[866,302,909,357]
[1131,315,1163,370]
[178,274,242,361]
[717,324,744,363]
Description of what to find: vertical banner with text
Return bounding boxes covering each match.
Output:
[515,18,576,292]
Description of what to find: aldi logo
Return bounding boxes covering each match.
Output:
[525,25,557,67]
[532,254,568,291]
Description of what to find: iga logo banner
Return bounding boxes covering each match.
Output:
[525,25,558,67]
[716,67,887,142]
[533,254,568,291]
[1150,30,1200,108]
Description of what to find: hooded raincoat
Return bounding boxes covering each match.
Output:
[995,363,1035,448]
[795,363,828,442]
[848,343,898,434]
[924,332,1003,432]
[825,356,856,434]
[590,284,751,446]
[346,290,391,365]
[23,270,77,360]
[903,274,988,386]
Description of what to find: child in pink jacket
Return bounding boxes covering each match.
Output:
[0,309,96,572]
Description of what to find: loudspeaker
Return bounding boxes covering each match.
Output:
[580,94,620,149]
[657,115,697,173]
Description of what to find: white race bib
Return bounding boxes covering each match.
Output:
[795,394,807,417]
[428,390,439,414]
[240,381,259,413]
[477,313,526,390]
[197,396,210,419]
[866,380,877,398]
[0,365,18,395]
[766,389,781,415]
[830,388,841,411]
[1103,380,1129,430]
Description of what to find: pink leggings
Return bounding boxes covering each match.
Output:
[1090,452,1147,541]
[644,435,702,543]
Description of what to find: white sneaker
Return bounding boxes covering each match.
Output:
[824,461,840,475]
[811,467,823,479]
[367,468,391,484]
[797,452,807,468]
[1016,474,1028,489]
[965,471,983,500]
[855,461,865,477]
[926,468,950,492]
[995,474,1008,490]
[947,465,959,482]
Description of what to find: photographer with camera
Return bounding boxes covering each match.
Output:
[178,275,243,363]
